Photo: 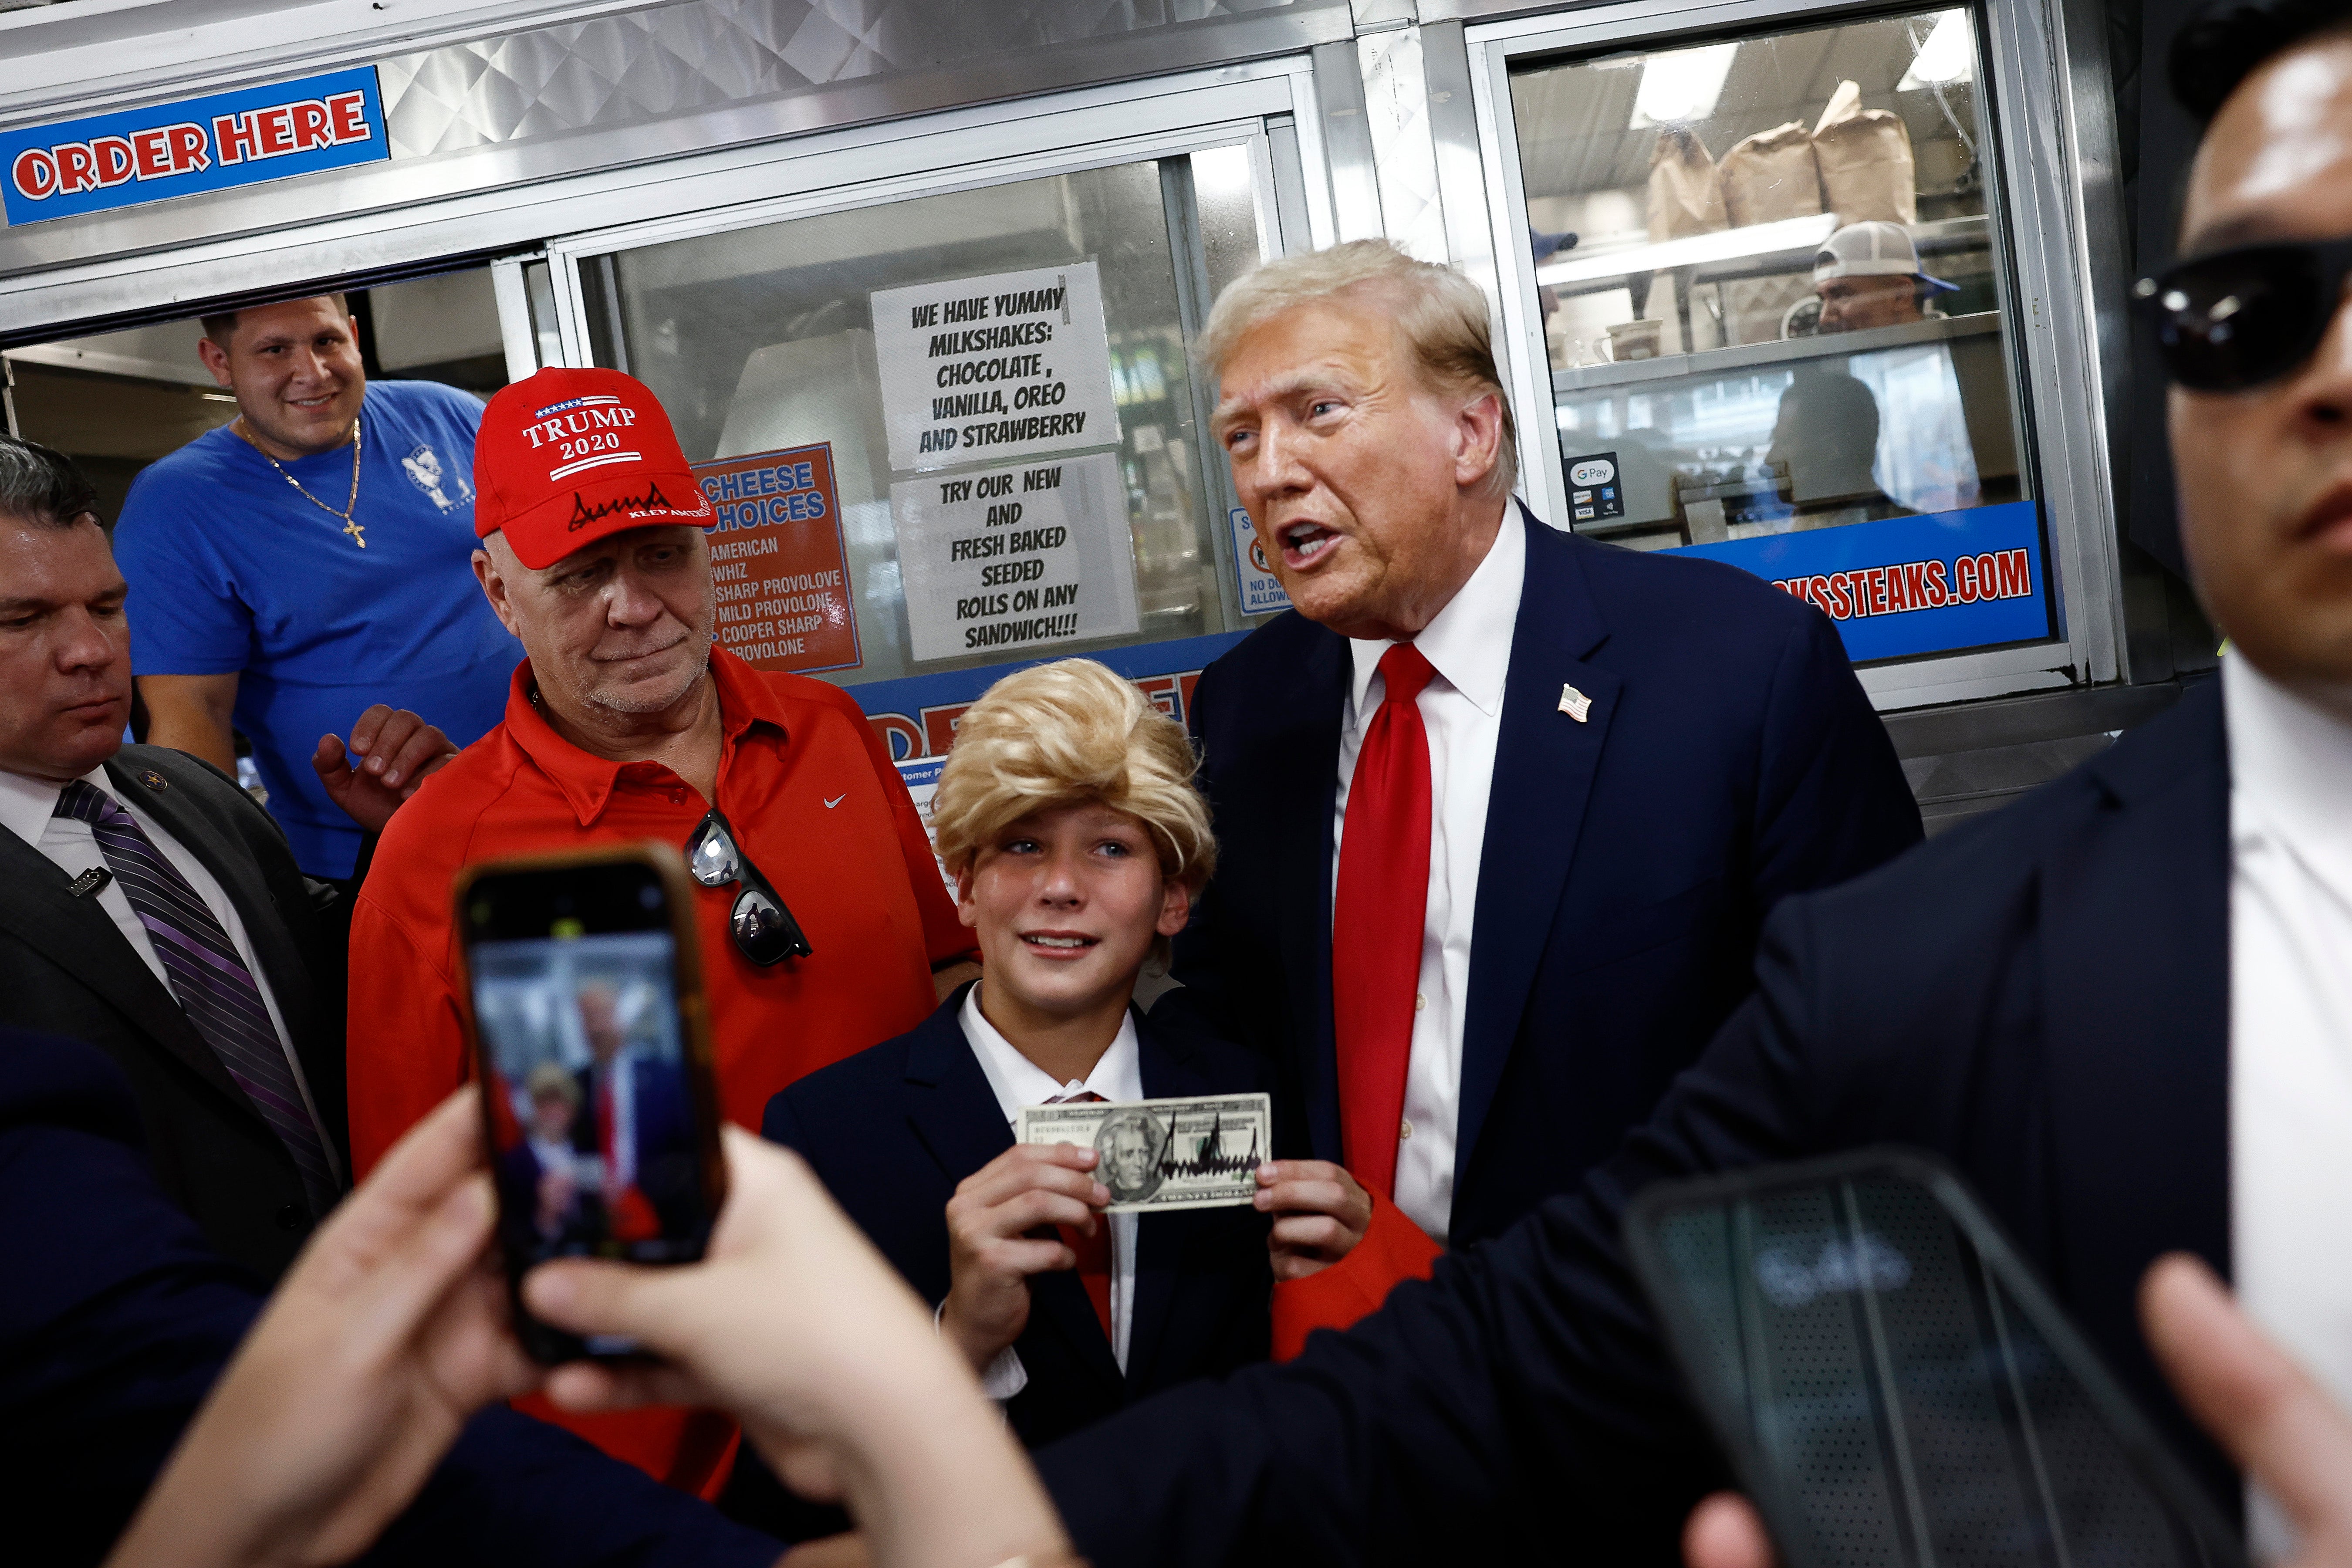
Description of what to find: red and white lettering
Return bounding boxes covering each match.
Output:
[327,91,371,143]
[10,147,58,200]
[921,703,972,758]
[213,112,258,165]
[1993,548,2031,600]
[167,122,210,174]
[1924,559,1949,607]
[256,105,297,156]
[130,127,174,180]
[54,142,98,194]
[866,712,924,762]
[291,99,333,152]
[1133,675,1179,722]
[1952,554,1977,602]
[1177,671,1202,726]
[90,135,136,187]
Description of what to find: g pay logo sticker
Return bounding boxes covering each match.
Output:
[1569,457,1617,487]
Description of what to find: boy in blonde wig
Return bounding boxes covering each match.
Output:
[747,659,1364,1478]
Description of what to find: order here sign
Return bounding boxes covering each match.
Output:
[0,66,388,226]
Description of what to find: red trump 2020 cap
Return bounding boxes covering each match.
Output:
[473,367,713,569]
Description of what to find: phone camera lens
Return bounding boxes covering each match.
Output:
[554,896,574,915]
[639,885,662,910]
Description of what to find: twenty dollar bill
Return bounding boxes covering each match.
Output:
[1016,1093,1271,1212]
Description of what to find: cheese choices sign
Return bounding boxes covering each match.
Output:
[870,263,1121,473]
[1,67,389,225]
[693,444,862,676]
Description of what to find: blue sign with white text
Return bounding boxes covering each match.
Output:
[1,66,387,226]
[1669,500,2051,662]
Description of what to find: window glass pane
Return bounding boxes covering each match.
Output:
[593,156,1246,692]
[1510,9,2050,662]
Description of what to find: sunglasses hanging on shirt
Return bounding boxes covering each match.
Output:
[685,808,813,966]
[2131,235,2352,392]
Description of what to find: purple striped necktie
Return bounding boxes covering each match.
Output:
[55,778,339,1214]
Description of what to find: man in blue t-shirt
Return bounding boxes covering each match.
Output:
[116,294,522,877]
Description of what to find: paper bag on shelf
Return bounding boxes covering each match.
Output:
[1646,127,1727,241]
[1717,121,1824,227]
[1812,79,1918,224]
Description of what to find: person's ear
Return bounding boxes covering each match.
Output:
[1453,389,1505,494]
[473,547,524,640]
[196,335,234,390]
[954,865,981,931]
[1155,873,1193,939]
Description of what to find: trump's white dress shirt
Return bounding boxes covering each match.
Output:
[2227,656,2352,1561]
[950,984,1143,1400]
[1332,507,1527,1244]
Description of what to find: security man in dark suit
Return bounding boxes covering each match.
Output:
[1166,240,1920,1264]
[1022,5,2352,1560]
[0,435,452,1279]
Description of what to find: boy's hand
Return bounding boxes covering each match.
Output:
[939,1144,1110,1371]
[1257,1159,1372,1281]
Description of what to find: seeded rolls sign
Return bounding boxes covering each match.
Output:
[888,452,1139,663]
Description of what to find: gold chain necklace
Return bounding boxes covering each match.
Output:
[238,415,366,548]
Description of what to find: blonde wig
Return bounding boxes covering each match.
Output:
[1196,237,1518,498]
[931,659,1217,904]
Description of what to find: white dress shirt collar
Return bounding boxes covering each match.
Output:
[1346,504,1526,722]
[0,763,108,849]
[2226,656,2352,898]
[960,983,1144,1122]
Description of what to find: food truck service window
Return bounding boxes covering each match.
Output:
[552,130,1300,766]
[1468,0,2121,703]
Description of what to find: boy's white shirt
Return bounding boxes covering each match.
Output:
[937,984,1142,1401]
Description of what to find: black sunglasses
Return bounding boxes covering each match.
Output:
[685,808,812,966]
[2131,236,2352,392]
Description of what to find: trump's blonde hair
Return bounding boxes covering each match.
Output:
[931,659,1216,905]
[1196,238,1518,498]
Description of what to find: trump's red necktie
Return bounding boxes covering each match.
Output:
[1049,1089,1115,1344]
[1331,643,1436,1200]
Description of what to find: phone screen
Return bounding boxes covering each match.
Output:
[1627,1156,2241,1568]
[461,854,721,1359]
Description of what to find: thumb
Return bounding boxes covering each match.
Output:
[522,1257,689,1347]
[311,733,348,781]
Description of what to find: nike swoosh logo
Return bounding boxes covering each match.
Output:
[824,794,846,808]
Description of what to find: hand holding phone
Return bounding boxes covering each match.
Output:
[1626,1151,2245,1568]
[456,844,729,1363]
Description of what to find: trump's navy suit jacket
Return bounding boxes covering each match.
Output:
[763,986,1274,1448]
[0,1024,781,1568]
[1038,678,2236,1566]
[1159,507,1922,1245]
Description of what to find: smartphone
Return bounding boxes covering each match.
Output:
[1624,1149,2244,1568]
[455,844,728,1364]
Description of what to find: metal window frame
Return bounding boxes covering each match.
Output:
[0,56,1331,347]
[1460,0,2121,709]
[527,66,1324,672]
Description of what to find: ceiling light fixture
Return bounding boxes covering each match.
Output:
[1898,10,1974,90]
[1631,42,1740,128]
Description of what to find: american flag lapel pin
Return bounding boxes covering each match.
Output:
[1558,683,1592,723]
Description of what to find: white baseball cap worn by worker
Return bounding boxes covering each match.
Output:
[1813,221,1960,294]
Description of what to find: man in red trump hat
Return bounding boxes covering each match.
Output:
[345,367,976,1489]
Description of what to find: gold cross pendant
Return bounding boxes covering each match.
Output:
[343,519,366,548]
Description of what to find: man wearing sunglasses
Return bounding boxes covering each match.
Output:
[956,3,2352,1563]
[344,366,976,1491]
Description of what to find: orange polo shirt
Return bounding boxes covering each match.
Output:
[346,645,972,1484]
